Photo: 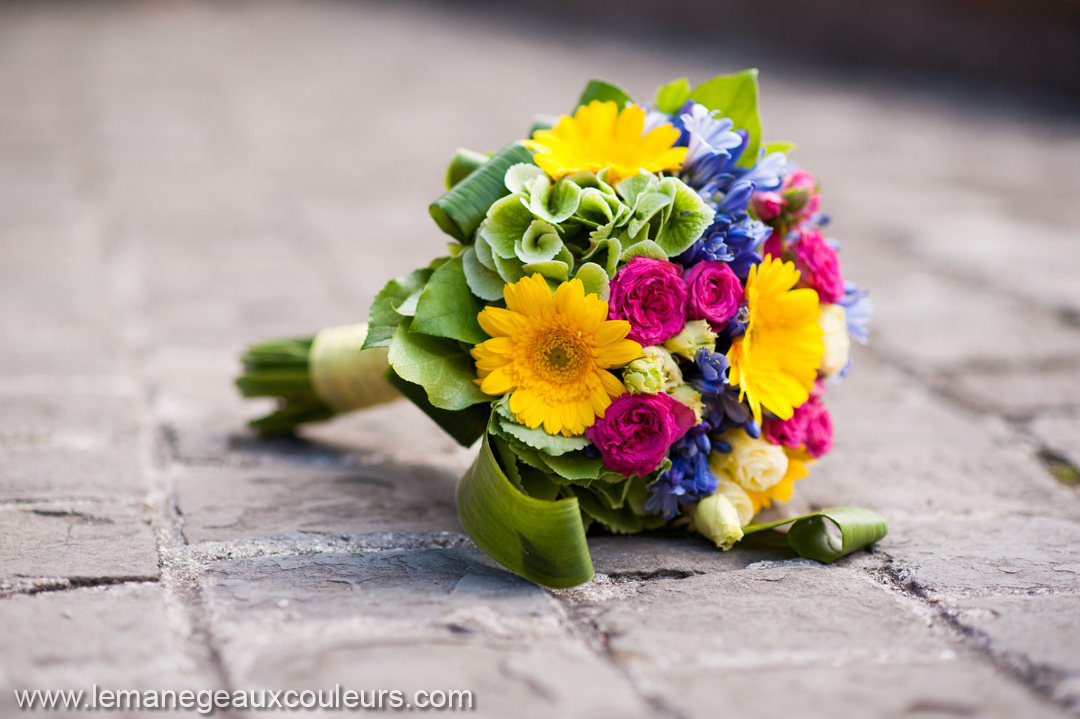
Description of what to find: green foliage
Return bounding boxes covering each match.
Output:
[689,69,762,168]
[444,148,491,190]
[384,369,488,448]
[411,255,488,344]
[235,336,335,436]
[430,143,535,242]
[744,506,888,563]
[576,79,631,109]
[386,324,491,411]
[460,245,505,302]
[457,432,594,588]
[764,141,796,156]
[614,172,714,257]
[362,268,432,350]
[573,262,610,300]
[653,77,692,114]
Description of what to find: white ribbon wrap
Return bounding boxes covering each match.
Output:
[309,323,400,413]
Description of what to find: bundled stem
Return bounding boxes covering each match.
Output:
[236,337,335,436]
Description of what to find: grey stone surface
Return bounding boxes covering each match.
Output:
[952,368,1080,418]
[952,595,1080,676]
[0,502,158,587]
[885,516,1080,594]
[1030,413,1080,472]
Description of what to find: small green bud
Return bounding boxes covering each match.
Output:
[663,319,717,361]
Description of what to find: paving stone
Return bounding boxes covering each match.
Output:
[884,516,1080,594]
[574,563,952,670]
[0,502,158,586]
[647,661,1069,719]
[174,459,463,544]
[952,594,1080,677]
[0,446,148,502]
[587,533,798,578]
[1030,413,1080,471]
[951,367,1080,417]
[0,583,208,707]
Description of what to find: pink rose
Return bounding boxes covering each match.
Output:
[586,392,695,477]
[763,410,808,449]
[685,261,744,327]
[608,256,688,346]
[793,229,845,304]
[783,169,820,221]
[752,191,784,221]
[803,398,833,458]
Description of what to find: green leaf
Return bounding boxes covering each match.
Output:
[411,255,487,344]
[457,433,594,588]
[654,77,692,115]
[574,262,610,301]
[494,402,590,456]
[505,163,545,194]
[619,239,667,262]
[528,175,582,224]
[516,220,563,263]
[571,486,643,534]
[582,238,622,277]
[764,141,796,156]
[540,450,604,481]
[362,268,433,350]
[744,506,888,563]
[387,324,491,410]
[461,245,506,302]
[445,148,491,190]
[576,79,632,109]
[689,69,761,169]
[522,260,569,283]
[480,193,534,259]
[384,369,488,448]
[430,143,535,242]
[654,177,715,256]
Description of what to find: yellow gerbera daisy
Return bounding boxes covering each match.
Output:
[746,452,810,514]
[727,256,824,425]
[524,101,687,185]
[471,274,642,437]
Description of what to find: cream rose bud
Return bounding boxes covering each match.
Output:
[713,472,755,526]
[623,346,683,394]
[692,492,744,550]
[819,303,851,378]
[663,319,717,361]
[711,428,789,492]
[669,384,705,424]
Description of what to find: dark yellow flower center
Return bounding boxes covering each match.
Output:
[533,330,587,383]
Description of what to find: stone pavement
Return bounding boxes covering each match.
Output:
[1,1,1079,717]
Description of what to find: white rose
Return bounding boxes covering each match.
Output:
[711,428,788,492]
[819,303,851,378]
[691,492,744,550]
[713,471,755,526]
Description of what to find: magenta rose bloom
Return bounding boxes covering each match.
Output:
[763,409,808,449]
[761,228,784,261]
[793,229,845,304]
[803,399,834,458]
[685,261,744,327]
[608,256,688,345]
[752,191,785,221]
[586,392,695,477]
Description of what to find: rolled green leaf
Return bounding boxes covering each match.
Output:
[445,148,491,190]
[429,143,536,243]
[744,506,888,563]
[457,431,594,588]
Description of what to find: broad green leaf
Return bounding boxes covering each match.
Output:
[764,141,796,156]
[582,238,622,277]
[576,79,632,110]
[480,193,534,259]
[619,239,667,262]
[627,191,673,240]
[541,450,604,481]
[461,245,506,302]
[474,233,497,270]
[518,462,562,501]
[653,77,692,115]
[457,433,594,588]
[571,486,643,534]
[411,255,487,344]
[495,404,590,456]
[430,143,535,242]
[615,171,660,208]
[383,369,488,448]
[574,262,610,301]
[362,268,433,350]
[445,148,491,190]
[744,506,888,563]
[387,324,491,410]
[592,476,632,509]
[516,220,563,264]
[522,260,569,283]
[689,69,762,169]
[395,288,423,317]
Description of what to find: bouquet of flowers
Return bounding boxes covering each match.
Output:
[237,71,885,588]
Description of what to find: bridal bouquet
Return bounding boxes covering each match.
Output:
[237,72,885,588]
